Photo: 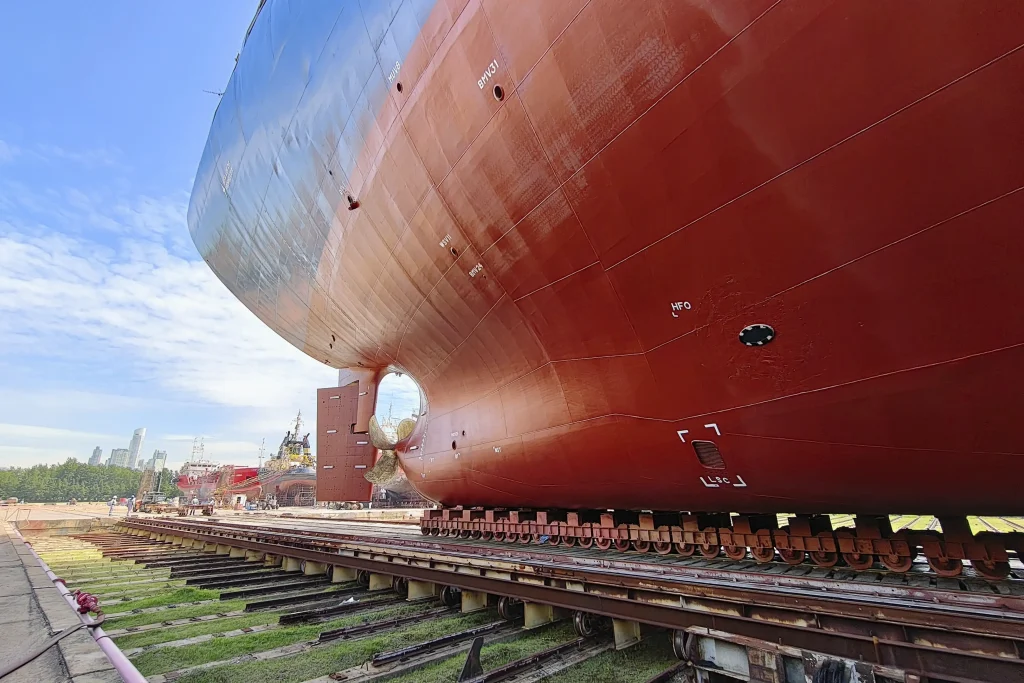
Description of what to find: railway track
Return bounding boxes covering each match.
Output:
[113,516,1024,682]
[163,515,1024,586]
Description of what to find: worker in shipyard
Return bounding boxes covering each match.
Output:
[107,496,116,516]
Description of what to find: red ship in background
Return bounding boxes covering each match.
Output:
[175,414,318,507]
[176,438,260,505]
[191,0,1024,578]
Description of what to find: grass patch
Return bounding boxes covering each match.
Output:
[130,602,434,675]
[172,610,498,683]
[113,613,276,650]
[66,569,169,584]
[103,587,219,614]
[544,637,678,683]
[388,622,576,683]
[107,597,243,629]
[79,577,184,592]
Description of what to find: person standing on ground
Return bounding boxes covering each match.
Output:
[108,496,116,516]
[127,495,136,516]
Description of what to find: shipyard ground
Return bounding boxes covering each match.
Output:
[0,512,124,682]
[10,504,1024,682]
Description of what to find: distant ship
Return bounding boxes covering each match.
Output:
[175,413,318,506]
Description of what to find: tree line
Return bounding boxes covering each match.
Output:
[0,458,182,502]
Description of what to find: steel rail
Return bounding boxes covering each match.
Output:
[120,520,1024,636]
[124,518,1024,622]
[119,519,1024,682]
[131,517,1024,605]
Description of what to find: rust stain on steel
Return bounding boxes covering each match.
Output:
[123,521,1024,683]
[121,519,1024,643]
[139,518,1024,615]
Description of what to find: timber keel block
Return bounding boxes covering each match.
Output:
[303,561,328,576]
[368,573,391,591]
[524,602,567,629]
[613,619,642,650]
[461,590,488,614]
[407,580,437,601]
[332,566,356,583]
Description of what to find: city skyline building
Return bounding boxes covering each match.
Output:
[108,448,129,468]
[149,450,168,472]
[127,427,146,469]
[88,446,102,466]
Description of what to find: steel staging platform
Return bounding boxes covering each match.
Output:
[118,516,1024,683]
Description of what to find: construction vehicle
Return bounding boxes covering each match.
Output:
[135,468,176,514]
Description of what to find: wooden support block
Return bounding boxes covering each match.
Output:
[461,590,488,614]
[244,550,264,562]
[202,542,218,552]
[332,566,356,583]
[524,603,567,629]
[368,573,391,591]
[215,544,231,556]
[612,619,642,650]
[229,547,246,558]
[303,561,328,576]
[282,556,302,572]
[407,580,437,601]
[264,554,282,567]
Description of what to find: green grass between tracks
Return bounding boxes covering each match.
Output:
[103,587,221,614]
[387,622,577,683]
[80,577,186,592]
[113,613,277,650]
[107,596,242,629]
[544,637,678,683]
[170,610,498,683]
[130,601,431,675]
[111,585,363,648]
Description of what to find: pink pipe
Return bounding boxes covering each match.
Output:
[13,528,147,683]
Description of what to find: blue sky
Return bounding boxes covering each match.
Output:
[0,1,420,469]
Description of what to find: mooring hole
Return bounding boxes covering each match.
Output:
[692,440,725,470]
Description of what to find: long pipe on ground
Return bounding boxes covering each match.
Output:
[12,527,147,683]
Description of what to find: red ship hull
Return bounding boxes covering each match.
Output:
[191,1,1024,516]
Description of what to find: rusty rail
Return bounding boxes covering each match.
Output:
[119,518,1024,682]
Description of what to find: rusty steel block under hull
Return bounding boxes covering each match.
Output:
[423,509,1024,580]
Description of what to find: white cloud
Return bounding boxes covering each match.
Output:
[0,140,18,164]
[0,423,121,442]
[0,204,336,409]
[0,445,82,466]
[35,143,120,168]
[0,424,120,468]
[0,169,339,467]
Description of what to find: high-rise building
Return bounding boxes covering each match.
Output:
[88,446,103,466]
[108,448,130,468]
[127,428,146,469]
[150,450,168,472]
